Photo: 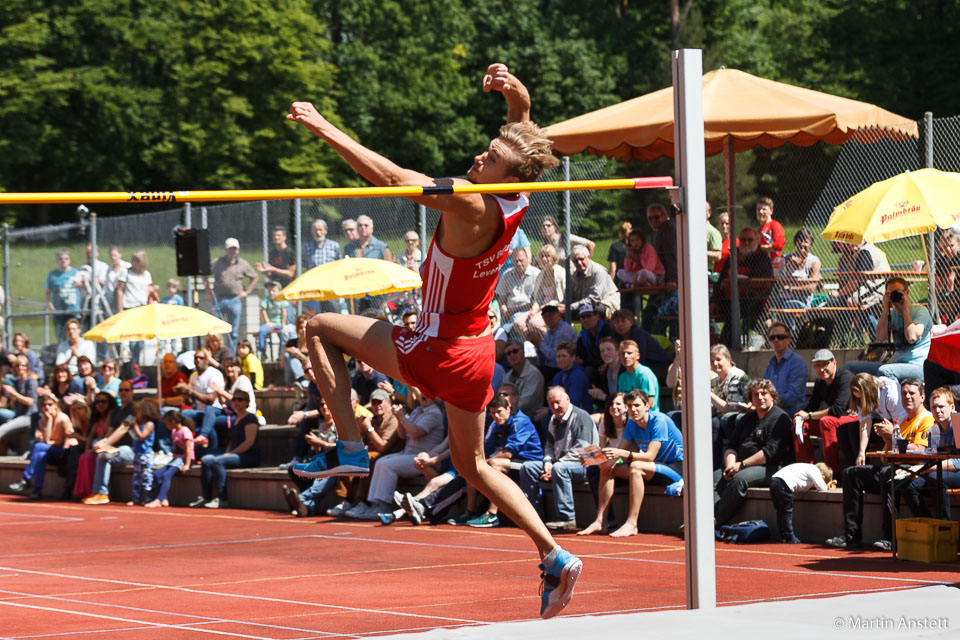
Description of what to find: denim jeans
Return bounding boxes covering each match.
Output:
[258,324,296,353]
[283,352,305,387]
[520,459,588,521]
[299,476,337,515]
[214,296,243,351]
[181,409,220,451]
[23,442,65,489]
[844,360,925,382]
[200,451,258,500]
[92,445,135,496]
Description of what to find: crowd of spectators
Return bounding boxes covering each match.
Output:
[4,202,960,548]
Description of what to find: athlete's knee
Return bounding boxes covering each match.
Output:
[305,313,341,340]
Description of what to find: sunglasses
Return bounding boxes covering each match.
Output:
[119,387,133,392]
[505,349,522,355]
[371,398,385,405]
[94,399,109,404]
[768,334,790,341]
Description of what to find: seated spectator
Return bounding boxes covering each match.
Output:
[9,396,76,499]
[283,400,339,518]
[235,340,265,390]
[151,354,189,453]
[639,203,677,333]
[769,462,834,543]
[193,358,259,450]
[608,309,672,367]
[539,215,595,262]
[520,386,598,531]
[204,334,232,372]
[714,378,793,527]
[7,332,44,385]
[772,229,821,309]
[665,339,683,427]
[587,337,621,407]
[82,382,137,505]
[569,245,620,319]
[579,389,683,538]
[346,394,444,519]
[55,318,97,376]
[762,322,807,419]
[160,277,184,305]
[41,364,84,410]
[754,197,785,264]
[454,394,543,528]
[713,211,735,274]
[710,344,751,470]
[177,349,226,452]
[72,356,100,405]
[496,246,540,336]
[934,229,960,315]
[608,221,631,283]
[63,400,92,497]
[824,240,888,339]
[575,303,614,383]
[616,228,664,287]
[514,244,565,344]
[792,349,857,472]
[844,277,932,382]
[617,339,660,412]
[98,359,121,399]
[145,411,195,508]
[351,359,389,406]
[827,378,932,550]
[713,228,773,344]
[841,373,905,468]
[281,361,327,469]
[705,201,723,274]
[905,387,959,520]
[0,355,39,456]
[71,392,114,499]
[190,390,261,509]
[125,400,158,506]
[503,339,545,421]
[283,314,311,388]
[553,342,592,412]
[584,393,627,525]
[535,305,578,383]
[258,281,296,357]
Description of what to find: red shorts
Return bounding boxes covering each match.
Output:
[392,326,496,413]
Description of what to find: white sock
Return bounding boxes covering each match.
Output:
[542,546,561,566]
[340,440,365,453]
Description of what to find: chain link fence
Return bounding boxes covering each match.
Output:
[4,118,959,360]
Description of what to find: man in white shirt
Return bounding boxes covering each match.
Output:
[175,348,226,450]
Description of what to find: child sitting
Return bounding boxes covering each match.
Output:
[236,340,265,390]
[127,401,158,506]
[768,461,834,543]
[616,229,664,287]
[146,411,194,508]
[258,281,296,358]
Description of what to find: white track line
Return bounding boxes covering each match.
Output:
[0,534,319,559]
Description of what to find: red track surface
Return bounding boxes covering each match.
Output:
[1,494,956,639]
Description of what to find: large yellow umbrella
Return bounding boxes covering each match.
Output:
[277,257,421,305]
[85,303,232,403]
[821,168,960,244]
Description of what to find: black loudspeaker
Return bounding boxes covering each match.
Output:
[175,228,210,276]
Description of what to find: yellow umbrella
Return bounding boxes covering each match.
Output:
[822,168,960,244]
[85,303,232,342]
[277,257,421,303]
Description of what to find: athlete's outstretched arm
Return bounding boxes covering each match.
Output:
[482,63,531,124]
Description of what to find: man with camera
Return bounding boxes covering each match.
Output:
[844,276,932,382]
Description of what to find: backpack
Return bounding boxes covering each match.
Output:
[716,519,770,543]
[120,361,149,389]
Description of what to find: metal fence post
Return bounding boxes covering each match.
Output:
[261,201,269,265]
[418,204,427,258]
[88,213,101,330]
[562,156,572,322]
[2,223,9,350]
[924,112,938,321]
[294,198,302,316]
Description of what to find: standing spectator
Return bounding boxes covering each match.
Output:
[8,396,76,499]
[769,462,834,543]
[211,238,259,351]
[714,379,793,526]
[125,400,157,506]
[495,246,539,335]
[255,225,297,288]
[608,221,631,282]
[8,332,44,385]
[553,342,592,412]
[396,230,422,270]
[345,215,392,261]
[617,339,660,411]
[0,355,39,455]
[842,373,905,468]
[115,250,152,365]
[190,390,261,509]
[844,277,932,382]
[258,281,295,356]
[302,219,342,314]
[755,197,785,265]
[705,201,723,272]
[762,321,807,418]
[792,349,857,472]
[535,305,577,383]
[713,228,774,344]
[539,215,594,262]
[569,244,621,319]
[55,318,97,375]
[520,386,597,530]
[341,218,359,245]
[503,339,545,420]
[160,278,183,305]
[45,249,82,342]
[76,243,109,322]
[103,247,131,314]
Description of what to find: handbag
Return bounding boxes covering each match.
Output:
[856,342,897,364]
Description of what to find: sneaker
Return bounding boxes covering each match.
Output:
[326,500,354,517]
[282,485,300,515]
[193,436,209,446]
[98,446,120,459]
[781,535,803,544]
[392,491,404,509]
[292,441,370,479]
[27,488,42,500]
[447,512,475,526]
[379,512,397,525]
[296,498,310,518]
[826,535,861,549]
[467,512,500,528]
[9,479,30,493]
[545,519,577,531]
[278,458,300,471]
[539,547,583,619]
[345,502,373,519]
[360,503,388,521]
[189,496,209,508]
[205,498,228,509]
[404,493,425,526]
[82,493,110,505]
[872,539,892,552]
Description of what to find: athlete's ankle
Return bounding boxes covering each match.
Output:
[340,440,365,453]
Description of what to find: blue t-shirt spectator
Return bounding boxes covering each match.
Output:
[553,364,592,413]
[45,267,81,312]
[763,349,807,418]
[484,410,543,461]
[623,410,683,464]
[161,294,184,306]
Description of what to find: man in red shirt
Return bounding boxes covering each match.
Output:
[287,63,581,618]
[756,196,785,265]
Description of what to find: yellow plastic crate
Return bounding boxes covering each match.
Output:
[896,518,959,563]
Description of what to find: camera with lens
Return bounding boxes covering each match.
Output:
[890,290,904,303]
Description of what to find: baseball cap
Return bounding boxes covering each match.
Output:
[811,349,835,363]
[578,303,596,317]
[370,389,391,403]
[225,238,240,249]
[541,304,560,314]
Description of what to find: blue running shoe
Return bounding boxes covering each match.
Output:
[539,547,582,619]
[379,512,396,526]
[292,441,370,479]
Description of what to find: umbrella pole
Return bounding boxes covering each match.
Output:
[157,338,163,408]
[725,138,742,350]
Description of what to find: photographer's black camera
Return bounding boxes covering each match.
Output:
[890,290,904,303]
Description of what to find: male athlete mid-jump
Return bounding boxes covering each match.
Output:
[287,63,581,618]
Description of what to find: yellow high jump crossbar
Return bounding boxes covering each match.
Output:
[0,177,674,205]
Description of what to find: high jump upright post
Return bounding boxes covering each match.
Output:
[673,48,716,609]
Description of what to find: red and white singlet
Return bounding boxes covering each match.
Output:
[413,193,529,339]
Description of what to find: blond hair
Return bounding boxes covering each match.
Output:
[815,462,834,485]
[498,121,560,182]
